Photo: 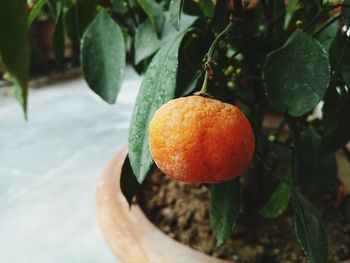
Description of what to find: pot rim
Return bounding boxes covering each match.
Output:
[96,145,232,263]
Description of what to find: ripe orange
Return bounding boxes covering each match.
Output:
[148,96,255,184]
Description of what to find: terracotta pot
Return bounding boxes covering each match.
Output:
[96,146,232,263]
[96,146,350,263]
[31,21,75,61]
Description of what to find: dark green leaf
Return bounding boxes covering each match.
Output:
[322,93,350,152]
[178,70,202,97]
[169,0,184,30]
[134,12,196,64]
[183,0,202,16]
[340,36,350,86]
[53,7,65,66]
[212,0,229,33]
[81,9,126,103]
[268,141,292,163]
[259,181,291,218]
[46,0,62,20]
[176,32,210,98]
[137,0,165,37]
[263,29,330,116]
[292,191,328,263]
[112,0,128,15]
[316,16,339,51]
[0,0,29,118]
[343,0,350,26]
[28,0,48,27]
[120,154,141,207]
[298,126,337,196]
[198,0,215,18]
[134,20,160,64]
[284,0,298,29]
[128,30,188,183]
[210,179,240,245]
[64,0,97,43]
[298,0,321,22]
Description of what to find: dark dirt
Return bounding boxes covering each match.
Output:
[138,171,350,263]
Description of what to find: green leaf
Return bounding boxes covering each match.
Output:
[263,29,330,116]
[53,7,65,66]
[339,35,350,86]
[210,179,240,245]
[134,12,196,64]
[28,0,48,27]
[322,93,350,152]
[64,0,97,43]
[112,0,128,15]
[81,9,126,103]
[269,141,292,163]
[178,70,202,97]
[0,0,29,118]
[134,20,161,65]
[292,191,328,263]
[343,0,350,26]
[316,16,339,51]
[212,0,229,33]
[284,0,298,29]
[120,154,141,207]
[259,181,291,218]
[176,32,210,97]
[298,126,337,196]
[198,0,215,18]
[169,0,184,30]
[128,30,188,183]
[137,0,165,37]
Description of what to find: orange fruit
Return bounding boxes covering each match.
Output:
[148,96,255,184]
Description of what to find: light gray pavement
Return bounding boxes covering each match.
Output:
[0,68,141,263]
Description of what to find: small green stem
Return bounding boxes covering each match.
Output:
[206,21,235,60]
[200,70,209,94]
[199,21,236,94]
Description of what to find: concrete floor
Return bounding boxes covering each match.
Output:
[0,68,141,262]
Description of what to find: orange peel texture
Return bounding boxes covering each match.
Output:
[148,96,255,184]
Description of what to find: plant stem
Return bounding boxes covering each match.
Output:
[199,21,236,94]
[201,71,209,94]
[206,21,235,60]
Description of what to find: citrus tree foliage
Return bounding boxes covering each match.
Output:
[5,0,350,262]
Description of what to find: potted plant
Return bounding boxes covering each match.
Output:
[2,0,350,262]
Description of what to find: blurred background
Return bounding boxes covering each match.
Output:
[0,2,140,261]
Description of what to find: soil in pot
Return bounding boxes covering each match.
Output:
[138,171,350,263]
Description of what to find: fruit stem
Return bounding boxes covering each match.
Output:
[199,19,236,95]
[206,20,235,60]
[201,70,209,94]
